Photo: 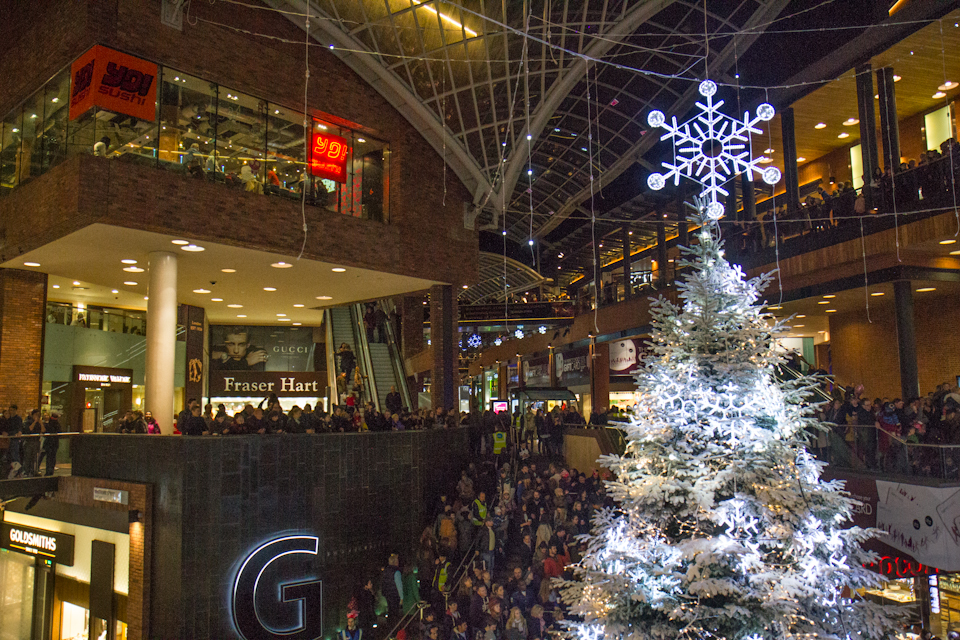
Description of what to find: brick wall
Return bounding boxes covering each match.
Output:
[0,269,47,410]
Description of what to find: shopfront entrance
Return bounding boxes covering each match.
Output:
[67,367,133,433]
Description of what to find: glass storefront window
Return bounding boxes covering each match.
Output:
[217,87,267,187]
[354,135,387,222]
[158,70,216,175]
[0,549,35,640]
[43,69,71,171]
[19,90,46,182]
[266,105,306,196]
[0,108,22,196]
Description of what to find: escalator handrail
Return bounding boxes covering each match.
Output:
[379,298,414,412]
[324,310,338,412]
[352,303,380,412]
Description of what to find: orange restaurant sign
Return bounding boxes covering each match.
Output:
[69,46,158,122]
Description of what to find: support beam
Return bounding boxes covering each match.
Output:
[621,225,632,301]
[893,280,919,401]
[780,107,801,215]
[876,67,901,173]
[430,285,458,411]
[856,63,880,211]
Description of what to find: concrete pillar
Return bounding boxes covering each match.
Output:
[429,284,458,411]
[656,221,668,287]
[0,269,47,413]
[145,252,177,432]
[590,341,609,414]
[856,63,880,211]
[621,225,632,301]
[893,280,919,400]
[780,107,801,215]
[876,67,901,173]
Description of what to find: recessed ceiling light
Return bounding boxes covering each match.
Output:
[796,157,806,162]
[951,250,960,256]
[23,262,40,267]
[293,322,302,326]
[316,295,332,300]
[221,268,236,273]
[121,259,138,264]
[52,284,60,289]
[73,281,81,285]
[893,75,901,82]
[211,298,223,302]
[181,244,205,252]
[264,287,277,292]
[814,123,827,129]
[277,313,287,317]
[916,287,936,292]
[357,138,366,143]
[144,296,149,300]
[870,291,885,296]
[331,267,346,273]
[171,240,190,245]
[123,281,139,286]
[825,309,837,313]
[764,148,775,154]
[796,314,806,318]
[227,304,243,308]
[933,92,947,99]
[939,81,958,91]
[237,314,247,318]
[293,304,305,308]
[193,288,211,294]
[793,324,805,328]
[758,157,773,164]
[462,285,469,289]
[817,301,830,304]
[271,262,293,268]
[838,132,850,139]
[940,239,957,245]
[823,294,836,299]
[768,305,782,310]
[124,266,145,272]
[279,318,292,322]
[111,289,118,294]
[843,118,859,126]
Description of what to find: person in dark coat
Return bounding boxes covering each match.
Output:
[39,412,61,476]
[181,405,208,436]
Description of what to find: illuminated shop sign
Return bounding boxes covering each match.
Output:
[78,373,131,384]
[863,555,939,578]
[210,372,326,397]
[69,45,158,121]
[0,523,75,566]
[231,535,322,640]
[309,132,349,183]
[930,575,940,615]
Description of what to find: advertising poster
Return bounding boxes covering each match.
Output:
[209,325,315,372]
[609,338,646,379]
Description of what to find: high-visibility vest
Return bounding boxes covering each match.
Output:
[493,431,507,454]
[472,499,487,525]
[434,561,450,592]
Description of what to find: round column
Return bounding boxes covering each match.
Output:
[145,251,178,433]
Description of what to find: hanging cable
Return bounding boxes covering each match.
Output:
[298,1,310,260]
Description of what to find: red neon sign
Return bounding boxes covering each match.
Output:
[864,556,939,578]
[309,132,349,182]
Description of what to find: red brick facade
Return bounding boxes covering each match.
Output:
[0,269,46,411]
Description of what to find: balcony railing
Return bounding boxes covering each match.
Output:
[821,423,960,482]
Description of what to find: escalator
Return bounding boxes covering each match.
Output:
[324,302,412,413]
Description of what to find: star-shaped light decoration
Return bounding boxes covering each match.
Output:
[646,80,781,220]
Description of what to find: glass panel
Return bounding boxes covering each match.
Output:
[0,549,35,640]
[0,108,22,196]
[96,97,159,167]
[925,105,953,151]
[217,87,267,189]
[356,134,386,222]
[159,69,217,176]
[19,90,45,181]
[43,69,71,171]
[68,107,99,159]
[60,601,89,640]
[265,104,306,198]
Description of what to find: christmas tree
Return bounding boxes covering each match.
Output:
[561,210,901,640]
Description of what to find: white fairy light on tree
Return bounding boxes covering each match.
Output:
[646,80,781,220]
[560,210,903,640]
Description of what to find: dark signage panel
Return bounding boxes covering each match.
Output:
[209,371,326,397]
[1,522,75,566]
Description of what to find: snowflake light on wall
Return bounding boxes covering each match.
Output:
[646,80,781,220]
[514,329,525,340]
[467,333,483,349]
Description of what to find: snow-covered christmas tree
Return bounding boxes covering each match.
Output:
[560,210,902,640]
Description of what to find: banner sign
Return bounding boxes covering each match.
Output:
[210,371,326,397]
[309,131,349,182]
[555,347,590,387]
[523,356,550,387]
[609,338,646,378]
[69,45,157,121]
[182,305,206,406]
[210,325,314,373]
[1,523,75,566]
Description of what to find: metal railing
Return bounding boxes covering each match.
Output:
[352,304,379,411]
[822,423,960,482]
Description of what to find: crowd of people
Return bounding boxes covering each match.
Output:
[819,381,960,477]
[342,447,612,640]
[0,405,61,478]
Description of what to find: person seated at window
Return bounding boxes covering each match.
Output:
[93,136,111,158]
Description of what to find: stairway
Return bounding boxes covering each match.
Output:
[328,307,360,400]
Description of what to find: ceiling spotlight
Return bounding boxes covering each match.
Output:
[796,157,806,162]
[124,266,145,272]
[951,250,960,256]
[263,287,277,292]
[277,313,287,317]
[227,304,243,308]
[893,75,901,82]
[316,295,332,300]
[293,304,305,308]
[271,262,293,268]
[939,239,956,245]
[938,81,958,91]
[123,281,139,286]
[933,91,947,99]
[462,285,469,289]
[843,118,859,126]
[73,281,81,285]
[293,322,302,326]
[52,284,60,289]
[23,262,40,267]
[111,289,118,294]
[221,268,236,273]
[193,288,211,294]
[838,132,850,139]
[814,123,827,129]
[211,298,223,302]
[171,240,190,245]
[237,314,247,318]
[121,259,138,264]
[916,287,936,292]
[870,292,885,296]
[817,301,830,305]
[331,267,346,273]
[764,148,775,154]
[793,324,805,328]
[825,309,837,313]
[279,318,292,322]
[181,244,205,252]
[823,294,836,299]
[796,314,806,318]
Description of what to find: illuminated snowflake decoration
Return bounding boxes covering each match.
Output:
[494,337,503,346]
[646,80,781,220]
[514,329,525,340]
[467,333,483,349]
[538,326,547,334]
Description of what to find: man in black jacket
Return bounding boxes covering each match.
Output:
[385,386,403,415]
[181,405,208,436]
[39,412,61,476]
